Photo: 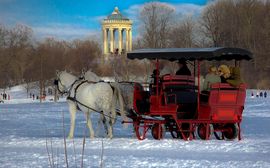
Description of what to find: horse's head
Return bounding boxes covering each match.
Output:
[54,70,77,94]
[84,70,101,82]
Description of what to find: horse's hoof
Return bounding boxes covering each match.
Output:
[90,135,95,139]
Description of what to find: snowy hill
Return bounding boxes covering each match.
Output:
[0,86,270,167]
[0,85,66,104]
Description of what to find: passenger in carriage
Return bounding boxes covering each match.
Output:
[218,64,231,83]
[201,66,221,102]
[176,60,191,76]
[226,66,243,87]
[202,66,221,91]
[218,65,243,87]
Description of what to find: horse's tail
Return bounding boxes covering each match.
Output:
[110,82,128,127]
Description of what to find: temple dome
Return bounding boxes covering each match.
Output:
[105,7,129,21]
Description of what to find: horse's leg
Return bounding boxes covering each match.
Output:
[68,102,77,139]
[97,113,108,136]
[86,111,95,139]
[96,114,102,137]
[105,112,113,139]
[101,113,109,135]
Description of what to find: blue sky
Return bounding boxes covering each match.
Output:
[0,0,207,40]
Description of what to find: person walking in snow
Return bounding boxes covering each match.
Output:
[260,92,263,97]
[251,91,254,98]
[264,91,267,98]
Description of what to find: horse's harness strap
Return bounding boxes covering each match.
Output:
[67,80,119,122]
[73,80,88,98]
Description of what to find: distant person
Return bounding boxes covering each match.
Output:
[3,93,6,100]
[0,96,3,103]
[251,91,254,98]
[202,66,221,91]
[176,60,191,76]
[264,91,267,98]
[256,91,259,98]
[260,92,263,97]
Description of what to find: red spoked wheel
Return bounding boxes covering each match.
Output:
[170,130,181,139]
[223,123,238,140]
[213,124,224,140]
[179,123,191,140]
[214,131,224,140]
[151,123,165,140]
[133,120,148,140]
[168,122,181,139]
[197,124,211,140]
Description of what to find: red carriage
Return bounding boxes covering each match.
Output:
[125,47,252,141]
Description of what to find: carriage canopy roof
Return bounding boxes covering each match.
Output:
[127,47,253,61]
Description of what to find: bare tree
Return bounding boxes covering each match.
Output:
[139,2,175,48]
[169,16,196,48]
[200,0,270,88]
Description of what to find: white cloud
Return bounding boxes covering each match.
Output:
[174,3,204,17]
[124,2,204,20]
[122,2,205,39]
[32,24,101,41]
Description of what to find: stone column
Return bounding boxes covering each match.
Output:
[129,28,132,51]
[118,28,122,55]
[125,29,129,52]
[103,28,108,54]
[110,28,114,53]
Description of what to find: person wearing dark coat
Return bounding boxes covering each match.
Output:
[176,60,191,76]
[226,67,243,87]
[264,91,267,98]
[260,92,263,97]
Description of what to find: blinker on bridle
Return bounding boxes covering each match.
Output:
[54,79,59,85]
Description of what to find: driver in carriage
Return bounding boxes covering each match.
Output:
[176,60,191,76]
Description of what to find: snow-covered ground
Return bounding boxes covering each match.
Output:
[0,86,270,167]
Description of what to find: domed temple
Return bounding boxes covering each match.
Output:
[102,7,133,56]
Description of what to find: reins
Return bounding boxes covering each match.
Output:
[66,96,120,122]
[64,79,121,122]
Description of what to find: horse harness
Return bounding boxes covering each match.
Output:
[55,77,118,121]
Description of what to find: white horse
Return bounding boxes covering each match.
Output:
[81,69,101,82]
[55,70,126,139]
[83,70,136,116]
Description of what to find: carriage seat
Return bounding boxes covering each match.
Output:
[199,83,246,121]
[161,75,197,104]
[133,83,150,114]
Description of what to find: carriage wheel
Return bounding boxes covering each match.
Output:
[133,121,147,140]
[213,124,224,140]
[151,123,165,140]
[179,123,190,140]
[214,132,224,140]
[170,130,181,139]
[197,124,211,140]
[223,123,238,140]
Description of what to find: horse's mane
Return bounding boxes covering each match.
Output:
[84,70,101,82]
